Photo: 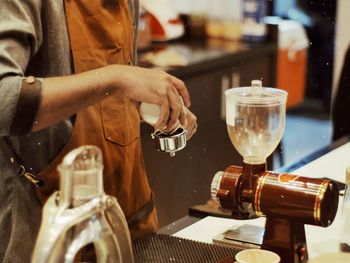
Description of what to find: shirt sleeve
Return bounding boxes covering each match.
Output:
[0,0,43,136]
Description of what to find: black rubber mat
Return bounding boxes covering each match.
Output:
[133,234,242,263]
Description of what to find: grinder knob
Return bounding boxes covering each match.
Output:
[211,171,224,203]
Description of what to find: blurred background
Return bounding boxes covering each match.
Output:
[136,0,350,227]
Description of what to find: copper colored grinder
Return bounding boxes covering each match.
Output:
[212,82,339,263]
[211,163,338,263]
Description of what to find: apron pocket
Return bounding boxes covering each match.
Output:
[100,96,140,146]
[72,47,122,72]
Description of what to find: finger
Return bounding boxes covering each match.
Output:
[185,109,197,140]
[186,122,197,140]
[179,109,187,128]
[171,76,191,107]
[134,101,141,110]
[186,131,193,140]
[155,103,170,131]
[174,86,187,127]
[166,88,182,132]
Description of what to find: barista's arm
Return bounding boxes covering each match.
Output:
[0,0,191,136]
[34,65,191,132]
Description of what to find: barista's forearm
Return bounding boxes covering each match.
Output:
[32,66,120,131]
[32,64,191,133]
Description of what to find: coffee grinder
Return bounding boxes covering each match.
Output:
[210,80,339,263]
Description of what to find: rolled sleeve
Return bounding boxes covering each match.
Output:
[0,0,42,136]
[9,77,43,135]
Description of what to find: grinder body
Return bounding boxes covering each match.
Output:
[212,164,339,263]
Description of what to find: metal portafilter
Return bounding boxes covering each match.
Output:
[140,102,187,157]
[210,80,339,263]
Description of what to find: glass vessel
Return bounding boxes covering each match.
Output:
[225,80,287,164]
[32,146,134,263]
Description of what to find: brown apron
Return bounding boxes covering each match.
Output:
[35,0,158,240]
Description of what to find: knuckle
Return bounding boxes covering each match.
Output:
[161,72,171,81]
[157,90,168,100]
[177,79,185,88]
[155,69,165,75]
[173,104,181,112]
[162,107,170,115]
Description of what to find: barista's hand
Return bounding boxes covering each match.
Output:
[182,107,197,140]
[105,65,191,132]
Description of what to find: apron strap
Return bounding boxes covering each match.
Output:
[0,138,43,187]
[127,194,155,229]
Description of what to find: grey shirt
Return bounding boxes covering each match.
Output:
[0,0,138,262]
[0,1,73,262]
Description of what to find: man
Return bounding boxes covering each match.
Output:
[0,0,197,262]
